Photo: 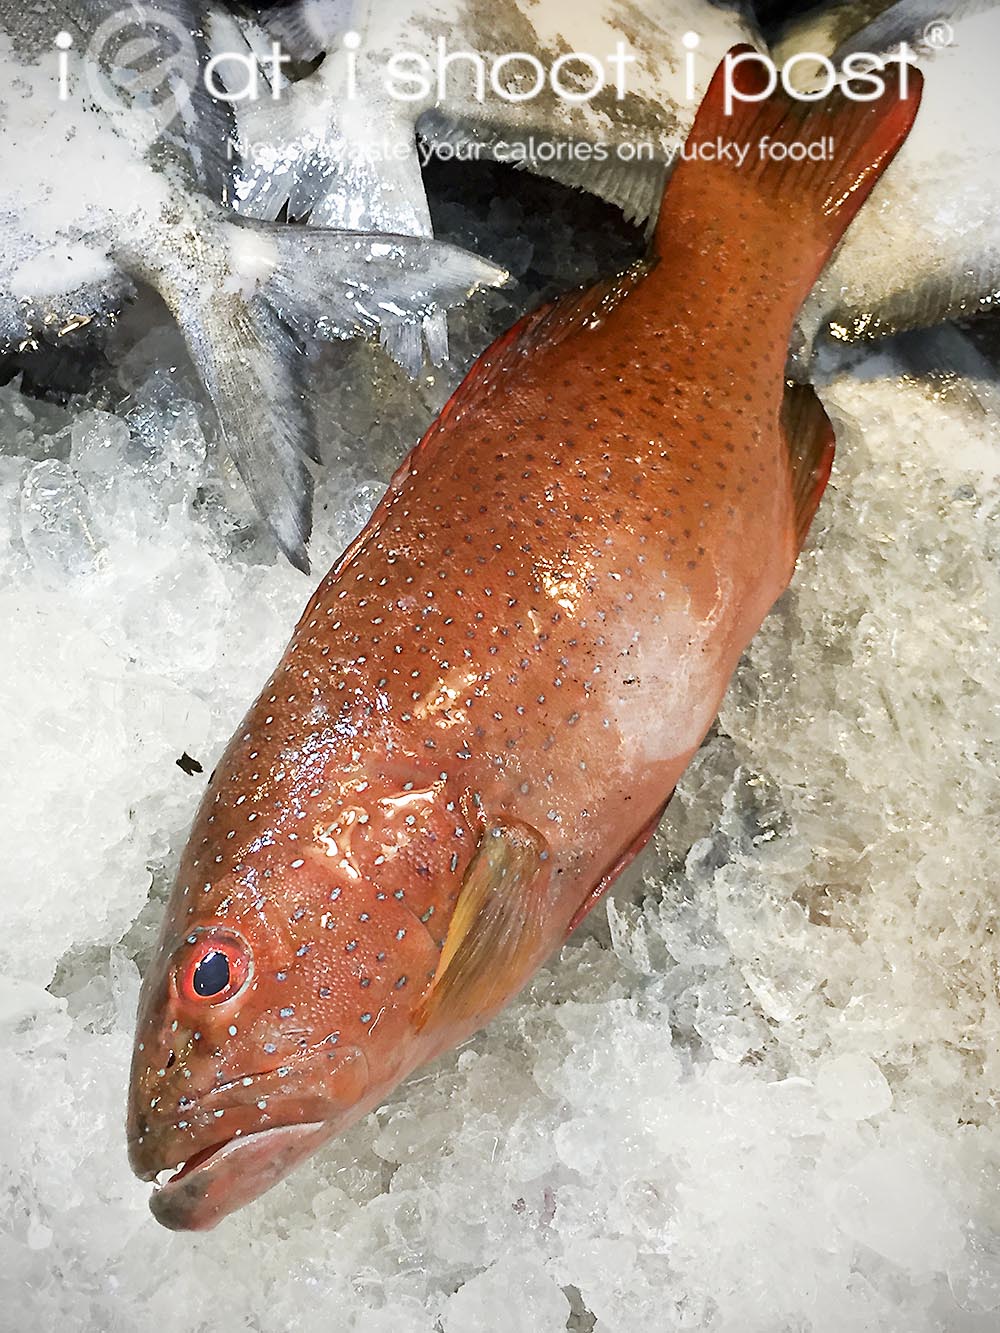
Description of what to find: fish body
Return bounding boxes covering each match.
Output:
[779,2,1000,365]
[0,0,506,566]
[128,50,922,1229]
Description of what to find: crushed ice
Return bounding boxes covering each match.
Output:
[1,162,999,1331]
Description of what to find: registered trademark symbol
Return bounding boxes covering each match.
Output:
[922,19,954,48]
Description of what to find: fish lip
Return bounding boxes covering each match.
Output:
[158,1135,237,1186]
[146,1121,332,1231]
[128,1127,235,1184]
[127,1043,371,1182]
[129,1045,372,1226]
[150,1123,322,1190]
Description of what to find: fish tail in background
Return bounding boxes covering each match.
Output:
[831,0,996,61]
[213,8,448,375]
[133,218,507,571]
[252,0,355,65]
[235,89,449,370]
[653,46,924,334]
[419,107,670,233]
[168,282,317,572]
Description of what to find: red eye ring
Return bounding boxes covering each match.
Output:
[176,928,252,1006]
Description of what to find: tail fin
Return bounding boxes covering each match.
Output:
[654,46,922,299]
[210,8,450,375]
[158,222,507,572]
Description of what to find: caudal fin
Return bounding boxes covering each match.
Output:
[654,46,923,302]
[162,221,507,572]
[211,7,451,375]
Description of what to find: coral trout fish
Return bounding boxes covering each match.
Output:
[128,50,922,1230]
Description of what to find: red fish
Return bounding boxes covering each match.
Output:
[127,51,922,1229]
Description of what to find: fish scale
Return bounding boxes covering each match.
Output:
[128,48,923,1230]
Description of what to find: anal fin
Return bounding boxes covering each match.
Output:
[565,792,674,938]
[416,821,551,1032]
[781,381,836,550]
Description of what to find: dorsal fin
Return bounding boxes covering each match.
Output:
[422,262,652,444]
[416,820,551,1033]
[781,381,836,549]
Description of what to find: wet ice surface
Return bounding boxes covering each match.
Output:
[2,162,1000,1331]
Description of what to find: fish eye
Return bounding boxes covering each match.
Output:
[193,950,229,997]
[176,929,252,1006]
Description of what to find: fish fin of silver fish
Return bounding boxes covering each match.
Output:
[886,322,1000,418]
[417,109,666,229]
[250,0,351,63]
[207,9,307,225]
[832,0,998,59]
[202,8,296,212]
[416,820,551,1031]
[220,20,450,374]
[378,309,450,376]
[809,268,1000,356]
[155,219,506,569]
[219,8,425,237]
[780,382,836,550]
[244,221,507,345]
[183,10,240,205]
[172,287,317,571]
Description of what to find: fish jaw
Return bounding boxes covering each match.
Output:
[146,1121,335,1231]
[128,1041,371,1229]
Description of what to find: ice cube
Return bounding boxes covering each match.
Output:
[817,1053,893,1121]
[18,459,101,577]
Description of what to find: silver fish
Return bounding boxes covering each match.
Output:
[0,0,507,568]
[772,0,994,61]
[775,1,1000,367]
[224,0,759,364]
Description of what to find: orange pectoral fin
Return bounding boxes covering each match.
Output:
[416,820,551,1034]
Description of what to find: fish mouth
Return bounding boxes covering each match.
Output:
[145,1121,333,1231]
[152,1135,241,1188]
[128,1043,373,1228]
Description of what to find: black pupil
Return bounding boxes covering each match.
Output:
[192,950,230,997]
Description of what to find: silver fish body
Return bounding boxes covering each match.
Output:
[0,0,507,567]
[779,2,1000,366]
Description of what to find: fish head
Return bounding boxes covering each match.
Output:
[126,852,379,1230]
[127,750,463,1229]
